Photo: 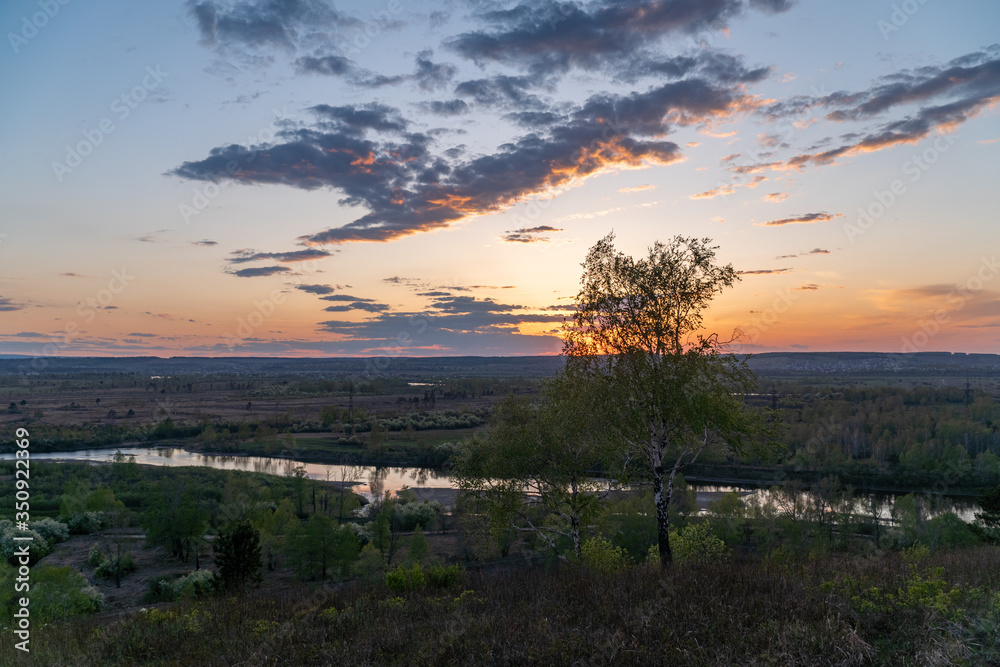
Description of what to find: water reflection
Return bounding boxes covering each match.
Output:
[4,447,984,516]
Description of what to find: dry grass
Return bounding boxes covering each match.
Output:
[4,546,999,666]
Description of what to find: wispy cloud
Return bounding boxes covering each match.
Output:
[760,212,842,226]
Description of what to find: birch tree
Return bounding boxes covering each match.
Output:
[563,233,776,566]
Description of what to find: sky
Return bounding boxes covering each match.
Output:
[0,0,998,359]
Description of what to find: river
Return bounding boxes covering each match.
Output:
[6,446,983,519]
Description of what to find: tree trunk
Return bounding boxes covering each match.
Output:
[653,465,672,566]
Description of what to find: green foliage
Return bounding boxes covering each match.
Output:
[648,522,729,564]
[143,484,209,564]
[425,563,465,589]
[599,491,658,563]
[976,485,1000,534]
[214,519,263,592]
[0,520,51,565]
[580,536,628,574]
[453,372,618,561]
[562,234,779,567]
[0,564,102,624]
[30,518,70,545]
[87,544,104,568]
[173,570,219,600]
[385,563,426,593]
[384,562,464,593]
[286,515,360,580]
[95,552,136,581]
[407,526,428,565]
[394,499,443,531]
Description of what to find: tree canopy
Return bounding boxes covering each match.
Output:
[563,233,778,565]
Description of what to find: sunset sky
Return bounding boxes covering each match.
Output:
[1,0,998,358]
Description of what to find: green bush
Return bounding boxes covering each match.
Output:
[581,537,628,574]
[30,518,70,545]
[924,513,979,549]
[425,563,465,589]
[95,552,137,580]
[172,570,218,600]
[0,564,102,623]
[143,577,177,603]
[66,511,107,535]
[646,523,729,565]
[0,520,50,565]
[87,544,105,568]
[385,563,427,593]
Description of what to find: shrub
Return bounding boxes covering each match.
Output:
[66,511,106,535]
[31,518,70,545]
[581,537,628,574]
[173,570,218,600]
[395,501,442,531]
[1,565,103,623]
[0,520,50,565]
[385,563,426,593]
[407,526,429,565]
[95,552,137,580]
[87,544,105,568]
[924,513,979,549]
[425,563,465,589]
[647,523,729,565]
[143,577,176,603]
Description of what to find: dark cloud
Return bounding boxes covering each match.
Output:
[761,212,841,226]
[192,239,218,246]
[230,265,292,277]
[446,0,787,75]
[454,74,546,108]
[738,268,792,275]
[502,225,564,243]
[747,48,1000,172]
[127,332,158,337]
[189,0,357,52]
[0,297,23,311]
[295,284,336,294]
[748,0,796,14]
[310,102,409,134]
[228,248,333,263]
[624,50,770,85]
[425,99,470,116]
[172,74,759,244]
[319,296,564,342]
[504,110,563,127]
[295,54,354,76]
[775,247,831,259]
[323,301,390,313]
[319,294,377,302]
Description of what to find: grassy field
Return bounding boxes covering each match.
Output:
[5,546,1000,666]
